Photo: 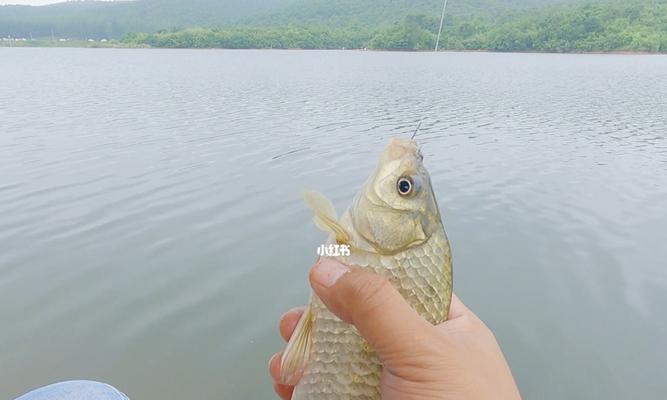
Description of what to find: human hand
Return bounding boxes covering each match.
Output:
[269,258,522,400]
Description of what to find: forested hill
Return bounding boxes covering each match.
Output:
[122,1,667,52]
[0,0,293,38]
[1,0,575,39]
[245,0,575,27]
[1,0,666,53]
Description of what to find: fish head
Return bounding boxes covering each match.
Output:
[351,138,442,254]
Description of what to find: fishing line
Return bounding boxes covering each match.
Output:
[414,0,449,140]
[411,121,423,140]
[435,0,449,52]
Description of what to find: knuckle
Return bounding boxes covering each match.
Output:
[349,273,393,318]
[386,336,449,382]
[356,273,392,303]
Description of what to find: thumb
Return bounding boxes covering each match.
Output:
[309,258,433,363]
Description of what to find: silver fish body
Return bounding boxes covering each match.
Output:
[283,138,453,399]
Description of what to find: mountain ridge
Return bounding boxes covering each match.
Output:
[0,0,581,39]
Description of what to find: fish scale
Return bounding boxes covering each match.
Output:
[293,228,452,399]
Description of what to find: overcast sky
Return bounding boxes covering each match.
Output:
[0,0,119,5]
[0,0,67,4]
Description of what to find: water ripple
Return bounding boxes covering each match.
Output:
[0,49,666,399]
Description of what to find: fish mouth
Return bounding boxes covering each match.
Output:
[384,138,422,162]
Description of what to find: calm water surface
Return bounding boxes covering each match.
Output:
[1,48,666,399]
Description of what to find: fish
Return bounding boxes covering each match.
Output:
[281,137,453,399]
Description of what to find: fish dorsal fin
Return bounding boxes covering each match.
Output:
[303,190,351,244]
[280,303,313,384]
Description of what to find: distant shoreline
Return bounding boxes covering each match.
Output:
[2,1,665,56]
[1,41,664,55]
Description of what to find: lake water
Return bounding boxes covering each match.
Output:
[1,48,666,399]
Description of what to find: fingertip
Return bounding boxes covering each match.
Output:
[279,307,306,342]
[269,352,283,383]
[273,383,294,400]
[309,258,350,289]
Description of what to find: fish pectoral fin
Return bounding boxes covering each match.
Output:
[280,304,313,384]
[303,190,351,244]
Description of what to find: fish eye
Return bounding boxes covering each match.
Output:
[397,176,414,196]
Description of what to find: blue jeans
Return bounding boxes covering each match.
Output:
[15,381,128,400]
